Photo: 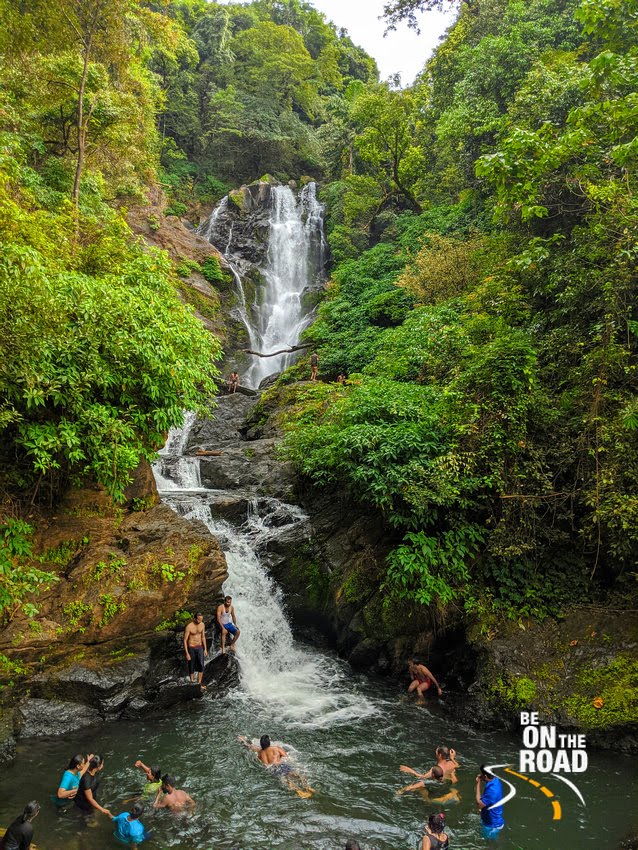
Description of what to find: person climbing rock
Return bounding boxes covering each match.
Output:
[228,371,240,394]
[407,659,443,700]
[217,595,240,654]
[238,735,315,798]
[133,761,162,798]
[153,776,195,812]
[74,755,111,818]
[421,813,450,849]
[476,765,505,839]
[0,801,39,850]
[309,351,319,381]
[53,754,91,806]
[112,802,149,847]
[183,612,208,688]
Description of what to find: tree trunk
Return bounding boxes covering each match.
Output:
[72,38,92,209]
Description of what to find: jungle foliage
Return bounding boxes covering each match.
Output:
[0,0,222,516]
[282,0,638,618]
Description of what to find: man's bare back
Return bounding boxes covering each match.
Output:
[258,744,288,766]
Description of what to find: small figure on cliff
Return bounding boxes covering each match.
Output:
[53,753,91,806]
[228,371,240,394]
[476,765,505,840]
[111,802,149,847]
[0,801,40,850]
[309,351,319,381]
[238,735,315,798]
[336,372,346,384]
[217,595,240,655]
[421,812,450,850]
[184,613,208,689]
[74,755,112,819]
[153,776,195,812]
[133,761,162,798]
[407,659,443,700]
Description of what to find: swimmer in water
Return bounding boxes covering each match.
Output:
[0,801,40,850]
[153,776,194,812]
[133,761,162,798]
[397,765,461,804]
[401,746,459,784]
[238,735,316,798]
[422,812,450,849]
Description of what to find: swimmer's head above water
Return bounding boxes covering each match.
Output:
[161,775,176,793]
[428,812,446,835]
[260,735,271,750]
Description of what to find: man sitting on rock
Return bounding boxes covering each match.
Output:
[216,595,240,654]
[228,372,240,394]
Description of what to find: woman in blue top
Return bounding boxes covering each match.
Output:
[111,803,148,848]
[54,754,91,806]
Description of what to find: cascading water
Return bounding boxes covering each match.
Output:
[152,409,374,726]
[153,411,203,491]
[198,181,325,388]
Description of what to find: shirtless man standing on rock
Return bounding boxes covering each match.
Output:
[183,613,207,689]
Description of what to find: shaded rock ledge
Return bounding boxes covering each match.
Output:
[0,464,236,759]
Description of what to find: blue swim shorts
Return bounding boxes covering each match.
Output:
[224,623,238,636]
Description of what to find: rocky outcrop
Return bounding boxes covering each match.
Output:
[460,608,638,751]
[186,393,296,502]
[0,463,233,751]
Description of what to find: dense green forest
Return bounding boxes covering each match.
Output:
[0,0,637,626]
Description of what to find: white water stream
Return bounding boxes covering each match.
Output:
[153,412,375,728]
[198,181,325,388]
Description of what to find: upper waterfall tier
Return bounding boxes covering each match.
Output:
[198,179,326,388]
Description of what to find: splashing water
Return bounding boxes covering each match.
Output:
[155,413,376,728]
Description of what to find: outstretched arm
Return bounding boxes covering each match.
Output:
[399,764,429,778]
[238,735,259,752]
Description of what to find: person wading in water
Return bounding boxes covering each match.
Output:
[422,812,450,849]
[183,613,208,689]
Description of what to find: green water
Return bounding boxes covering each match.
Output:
[1,658,635,850]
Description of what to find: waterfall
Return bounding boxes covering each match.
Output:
[246,183,324,386]
[153,412,203,492]
[198,181,326,388]
[153,403,376,728]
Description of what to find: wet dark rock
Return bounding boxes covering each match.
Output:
[18,699,102,738]
[202,180,274,267]
[258,372,280,390]
[188,394,256,449]
[198,442,295,499]
[0,711,16,765]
